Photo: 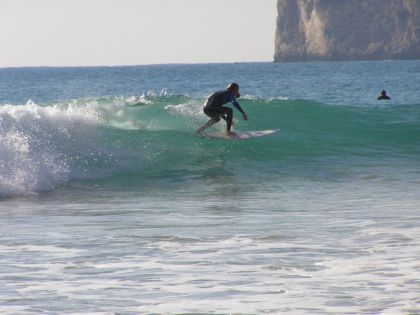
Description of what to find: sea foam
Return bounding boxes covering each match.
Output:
[0,100,109,197]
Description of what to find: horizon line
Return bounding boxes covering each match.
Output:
[2,58,418,70]
[0,59,276,70]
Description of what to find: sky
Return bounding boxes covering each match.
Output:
[0,0,277,67]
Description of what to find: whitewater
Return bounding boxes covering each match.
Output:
[0,61,419,314]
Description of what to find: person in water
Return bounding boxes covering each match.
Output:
[196,83,248,136]
[377,90,391,100]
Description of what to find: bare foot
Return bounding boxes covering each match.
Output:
[226,131,238,138]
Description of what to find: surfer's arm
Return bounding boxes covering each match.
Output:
[232,100,244,114]
[231,100,248,121]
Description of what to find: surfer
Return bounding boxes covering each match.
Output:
[377,90,391,100]
[196,83,248,136]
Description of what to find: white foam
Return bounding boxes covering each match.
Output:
[0,99,134,197]
[269,96,289,101]
[0,244,84,258]
[2,214,420,314]
[164,101,204,119]
[126,94,152,105]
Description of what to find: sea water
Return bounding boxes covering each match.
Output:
[0,61,419,314]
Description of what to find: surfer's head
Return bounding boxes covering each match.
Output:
[381,90,387,96]
[227,82,240,98]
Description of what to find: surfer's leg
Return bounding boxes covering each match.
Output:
[196,117,220,133]
[221,107,233,132]
[196,107,222,133]
[220,114,235,129]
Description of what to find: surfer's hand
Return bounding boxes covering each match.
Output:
[243,113,248,121]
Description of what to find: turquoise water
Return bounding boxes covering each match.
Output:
[1,61,420,314]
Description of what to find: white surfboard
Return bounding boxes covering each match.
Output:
[199,129,278,140]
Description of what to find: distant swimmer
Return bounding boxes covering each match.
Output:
[196,83,248,136]
[377,90,391,100]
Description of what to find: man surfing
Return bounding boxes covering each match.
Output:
[196,83,248,137]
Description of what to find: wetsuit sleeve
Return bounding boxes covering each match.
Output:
[231,99,245,114]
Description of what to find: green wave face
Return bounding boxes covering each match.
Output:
[91,95,420,181]
[103,95,420,153]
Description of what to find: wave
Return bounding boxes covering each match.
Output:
[1,95,419,197]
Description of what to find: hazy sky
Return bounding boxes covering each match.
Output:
[0,0,277,67]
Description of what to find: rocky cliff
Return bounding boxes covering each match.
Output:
[274,0,420,61]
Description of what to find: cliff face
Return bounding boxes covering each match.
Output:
[274,0,420,61]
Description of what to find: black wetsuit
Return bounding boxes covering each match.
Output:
[377,95,390,100]
[204,90,244,119]
[203,90,245,132]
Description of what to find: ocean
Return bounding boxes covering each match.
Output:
[0,61,419,314]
